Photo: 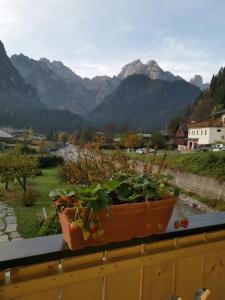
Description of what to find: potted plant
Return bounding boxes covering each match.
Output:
[50,173,178,250]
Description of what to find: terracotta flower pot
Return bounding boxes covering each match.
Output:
[58,197,176,250]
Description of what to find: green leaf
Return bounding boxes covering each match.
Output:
[104,179,121,192]
[49,190,61,199]
[87,189,109,212]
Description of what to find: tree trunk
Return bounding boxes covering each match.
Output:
[23,177,27,192]
[5,181,8,191]
[17,177,27,192]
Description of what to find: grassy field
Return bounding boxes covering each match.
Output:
[127,150,225,181]
[1,168,72,238]
[160,152,225,181]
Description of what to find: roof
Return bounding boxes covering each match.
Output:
[188,120,223,128]
[179,123,188,133]
[175,123,188,134]
[137,133,152,138]
[0,130,13,138]
[113,137,122,142]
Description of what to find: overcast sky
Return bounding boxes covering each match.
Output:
[0,0,225,82]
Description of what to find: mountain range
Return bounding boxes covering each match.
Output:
[11,54,208,117]
[0,39,209,132]
[11,54,119,115]
[190,67,225,120]
[0,41,84,133]
[89,74,201,131]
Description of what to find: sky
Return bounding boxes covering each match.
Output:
[0,0,225,82]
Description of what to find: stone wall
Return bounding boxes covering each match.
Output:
[152,165,225,201]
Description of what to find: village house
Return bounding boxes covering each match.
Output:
[187,110,225,150]
[0,129,13,140]
[175,110,225,150]
[175,123,188,150]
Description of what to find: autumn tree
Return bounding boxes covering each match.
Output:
[12,155,38,192]
[38,138,46,156]
[77,127,95,144]
[122,133,142,149]
[23,127,34,141]
[104,124,116,143]
[58,131,68,144]
[68,134,77,145]
[0,155,14,190]
[15,143,36,155]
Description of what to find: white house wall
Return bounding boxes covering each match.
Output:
[221,113,225,124]
[188,127,225,144]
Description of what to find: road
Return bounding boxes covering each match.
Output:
[52,144,78,161]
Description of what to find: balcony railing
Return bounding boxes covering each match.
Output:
[1,212,225,299]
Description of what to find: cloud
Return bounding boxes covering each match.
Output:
[0,2,24,38]
[71,62,120,78]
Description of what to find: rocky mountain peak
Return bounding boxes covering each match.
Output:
[146,60,160,68]
[0,40,7,57]
[190,75,203,85]
[118,59,182,82]
[39,57,53,70]
[189,75,209,91]
[50,60,81,82]
[39,57,51,64]
[126,59,142,65]
[118,59,145,79]
[11,54,32,65]
[0,40,46,117]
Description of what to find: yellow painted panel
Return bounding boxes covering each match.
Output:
[142,262,174,300]
[204,249,225,300]
[207,230,225,241]
[11,261,58,282]
[2,229,225,300]
[178,233,206,246]
[106,269,141,300]
[63,252,103,271]
[62,278,102,300]
[106,245,143,261]
[0,271,4,284]
[175,255,203,299]
[14,288,57,300]
[145,239,175,253]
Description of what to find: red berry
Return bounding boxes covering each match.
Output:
[181,218,189,228]
[174,220,181,229]
[69,222,78,232]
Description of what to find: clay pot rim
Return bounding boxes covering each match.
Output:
[61,197,176,215]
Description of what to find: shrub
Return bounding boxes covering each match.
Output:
[20,187,40,207]
[38,213,62,236]
[58,144,137,185]
[35,169,43,176]
[38,155,64,169]
[15,143,37,155]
